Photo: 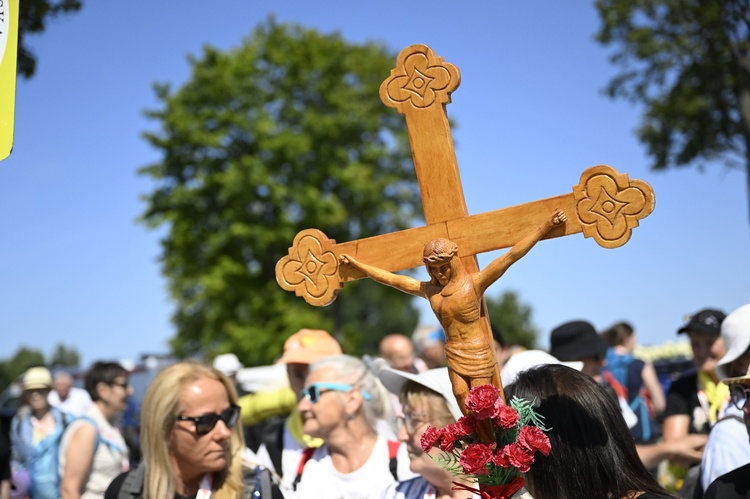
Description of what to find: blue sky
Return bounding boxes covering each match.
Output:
[1,1,748,368]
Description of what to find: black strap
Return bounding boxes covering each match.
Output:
[259,416,286,475]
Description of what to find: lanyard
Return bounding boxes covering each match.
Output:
[195,474,213,499]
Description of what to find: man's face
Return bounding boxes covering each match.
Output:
[54,378,71,400]
[426,260,452,286]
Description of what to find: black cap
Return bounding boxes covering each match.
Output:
[549,320,608,362]
[677,309,726,336]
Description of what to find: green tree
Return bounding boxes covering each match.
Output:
[485,290,539,349]
[18,0,83,79]
[595,0,750,222]
[0,346,45,391]
[140,19,422,366]
[49,343,80,368]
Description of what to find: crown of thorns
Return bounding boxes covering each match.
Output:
[423,238,458,263]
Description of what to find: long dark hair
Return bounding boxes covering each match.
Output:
[506,364,672,499]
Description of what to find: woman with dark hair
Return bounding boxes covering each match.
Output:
[60,362,131,499]
[506,364,673,499]
[600,321,665,443]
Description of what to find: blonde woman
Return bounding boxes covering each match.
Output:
[378,367,479,499]
[104,362,280,499]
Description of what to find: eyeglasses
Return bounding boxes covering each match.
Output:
[175,404,241,435]
[729,384,750,410]
[300,382,372,403]
[110,381,129,389]
[398,411,430,433]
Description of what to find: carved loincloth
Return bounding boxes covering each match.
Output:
[445,337,496,378]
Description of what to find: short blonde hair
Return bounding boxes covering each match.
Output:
[140,362,245,499]
[399,380,455,428]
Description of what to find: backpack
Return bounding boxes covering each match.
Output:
[292,440,400,491]
[28,412,69,499]
[602,351,655,442]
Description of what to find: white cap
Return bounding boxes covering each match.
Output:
[378,367,463,421]
[213,353,243,376]
[501,349,583,386]
[716,303,750,380]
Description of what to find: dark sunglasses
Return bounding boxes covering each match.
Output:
[729,384,750,410]
[175,404,241,435]
[300,382,372,403]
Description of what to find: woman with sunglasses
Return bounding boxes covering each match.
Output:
[59,361,132,499]
[294,355,413,498]
[104,362,281,499]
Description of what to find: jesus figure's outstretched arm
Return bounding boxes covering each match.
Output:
[339,254,426,298]
[474,209,566,295]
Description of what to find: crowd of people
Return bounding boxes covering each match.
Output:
[2,302,750,499]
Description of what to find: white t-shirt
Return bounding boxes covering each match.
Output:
[294,435,413,499]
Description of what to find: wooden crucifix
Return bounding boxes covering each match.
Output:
[275,44,654,418]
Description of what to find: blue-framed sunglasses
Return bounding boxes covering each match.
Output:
[175,404,241,435]
[301,382,372,403]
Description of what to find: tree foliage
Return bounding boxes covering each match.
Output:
[139,19,422,366]
[0,346,45,391]
[485,291,539,349]
[17,0,83,79]
[49,343,80,368]
[595,0,750,219]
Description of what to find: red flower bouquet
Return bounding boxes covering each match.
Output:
[420,384,551,499]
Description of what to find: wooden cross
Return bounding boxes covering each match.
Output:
[275,44,654,394]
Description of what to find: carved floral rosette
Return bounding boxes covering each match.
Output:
[379,44,460,113]
[275,229,340,306]
[573,165,655,248]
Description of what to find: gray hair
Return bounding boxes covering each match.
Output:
[309,354,392,430]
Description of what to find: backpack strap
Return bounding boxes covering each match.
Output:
[259,416,286,475]
[387,440,399,481]
[291,447,316,491]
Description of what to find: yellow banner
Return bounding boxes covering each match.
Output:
[0,0,19,161]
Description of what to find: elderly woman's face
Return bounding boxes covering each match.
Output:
[297,367,349,439]
[170,377,233,479]
[399,398,450,481]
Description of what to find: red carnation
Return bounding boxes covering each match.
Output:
[518,425,552,456]
[506,442,535,473]
[438,429,456,453]
[420,425,441,452]
[452,415,478,438]
[459,443,495,475]
[493,444,513,468]
[465,385,500,419]
[493,405,519,429]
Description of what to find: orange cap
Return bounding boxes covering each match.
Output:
[277,329,342,365]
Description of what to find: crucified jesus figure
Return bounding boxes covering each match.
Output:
[340,209,567,412]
